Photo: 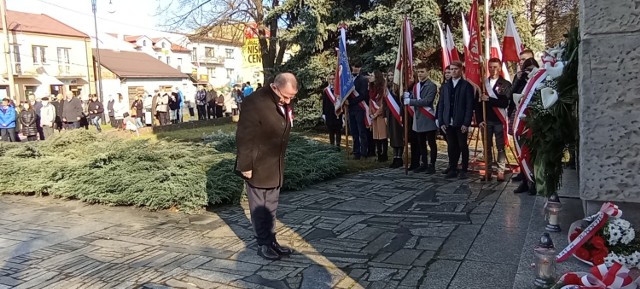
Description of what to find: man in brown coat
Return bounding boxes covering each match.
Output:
[235,72,297,261]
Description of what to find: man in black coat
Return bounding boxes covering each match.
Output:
[477,58,512,182]
[107,95,115,128]
[321,74,343,149]
[348,62,370,159]
[235,72,297,261]
[62,93,83,129]
[437,61,475,179]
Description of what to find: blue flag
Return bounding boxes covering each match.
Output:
[334,27,356,113]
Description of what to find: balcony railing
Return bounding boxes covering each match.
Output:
[193,56,224,65]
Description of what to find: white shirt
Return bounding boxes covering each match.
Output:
[489,78,498,89]
[452,78,461,88]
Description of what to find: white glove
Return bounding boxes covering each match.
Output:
[321,114,326,121]
[403,97,411,105]
[403,92,411,99]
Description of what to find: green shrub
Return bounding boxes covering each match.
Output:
[1,130,345,212]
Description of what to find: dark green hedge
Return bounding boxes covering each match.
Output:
[0,130,345,212]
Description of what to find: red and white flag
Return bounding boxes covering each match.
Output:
[461,13,470,49]
[502,11,524,62]
[394,17,414,92]
[490,21,511,81]
[446,25,461,62]
[464,0,482,88]
[436,21,450,73]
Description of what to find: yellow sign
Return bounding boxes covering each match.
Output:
[198,74,209,82]
[243,39,262,67]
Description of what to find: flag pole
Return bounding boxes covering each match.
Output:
[344,105,349,159]
[479,0,490,181]
[401,17,410,175]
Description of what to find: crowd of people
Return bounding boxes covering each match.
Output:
[0,81,262,142]
[322,49,539,193]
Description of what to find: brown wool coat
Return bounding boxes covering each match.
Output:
[235,86,292,189]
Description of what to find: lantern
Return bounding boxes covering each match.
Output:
[533,232,557,288]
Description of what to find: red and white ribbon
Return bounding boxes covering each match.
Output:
[556,203,623,263]
[384,90,402,126]
[287,106,294,127]
[485,79,509,147]
[560,262,637,289]
[359,101,373,127]
[412,82,436,120]
[324,86,337,105]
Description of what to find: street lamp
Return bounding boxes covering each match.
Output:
[91,0,114,104]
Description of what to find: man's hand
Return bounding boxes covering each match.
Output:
[241,170,252,179]
[440,125,447,133]
[62,118,67,122]
[479,122,486,129]
[481,95,489,101]
[76,117,81,121]
[461,125,468,133]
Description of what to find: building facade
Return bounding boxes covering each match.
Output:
[0,10,94,102]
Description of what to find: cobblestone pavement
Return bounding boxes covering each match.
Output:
[0,164,540,289]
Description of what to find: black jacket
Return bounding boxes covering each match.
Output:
[235,86,292,189]
[19,110,38,136]
[131,100,144,117]
[476,77,512,124]
[88,100,104,118]
[62,97,83,122]
[437,78,475,128]
[322,86,342,127]
[169,93,180,110]
[348,74,369,112]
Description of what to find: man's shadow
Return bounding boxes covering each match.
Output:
[206,159,349,289]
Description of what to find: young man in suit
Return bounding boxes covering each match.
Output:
[477,58,512,181]
[437,61,476,179]
[403,63,439,174]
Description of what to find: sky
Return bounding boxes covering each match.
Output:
[7,0,176,36]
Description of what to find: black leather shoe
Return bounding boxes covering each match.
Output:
[442,167,451,175]
[414,165,427,173]
[271,242,293,256]
[512,173,523,182]
[445,170,458,179]
[513,182,529,194]
[528,183,538,196]
[257,245,281,260]
[458,171,468,179]
[426,164,436,174]
[407,164,419,171]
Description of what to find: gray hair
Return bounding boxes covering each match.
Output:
[273,72,298,90]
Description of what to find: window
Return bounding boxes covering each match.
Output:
[177,58,182,70]
[57,48,71,74]
[161,42,166,49]
[166,56,170,65]
[191,47,197,62]
[207,67,215,77]
[12,45,20,64]
[32,45,47,64]
[142,40,147,47]
[225,48,234,59]
[158,56,162,60]
[226,68,234,78]
[205,47,215,58]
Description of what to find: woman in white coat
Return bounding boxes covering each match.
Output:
[113,93,128,130]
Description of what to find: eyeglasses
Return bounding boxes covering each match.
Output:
[272,85,297,100]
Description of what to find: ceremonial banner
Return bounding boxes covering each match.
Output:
[502,11,524,62]
[446,25,461,62]
[334,27,357,113]
[464,0,482,88]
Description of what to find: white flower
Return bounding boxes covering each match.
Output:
[626,253,640,268]
[631,252,640,268]
[621,229,635,245]
[605,252,620,267]
[608,226,623,246]
[613,218,632,231]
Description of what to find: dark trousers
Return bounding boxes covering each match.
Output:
[0,128,17,142]
[348,109,368,157]
[158,112,169,126]
[215,105,224,118]
[413,130,438,166]
[408,131,420,167]
[109,115,116,127]
[486,122,506,172]
[446,126,469,171]
[246,183,280,246]
[374,139,388,156]
[196,105,207,120]
[392,146,404,158]
[367,130,375,157]
[327,124,342,147]
[64,122,79,130]
[207,104,215,119]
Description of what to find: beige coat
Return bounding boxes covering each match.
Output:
[370,91,388,140]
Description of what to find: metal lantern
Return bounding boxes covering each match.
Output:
[545,194,562,232]
[533,233,557,288]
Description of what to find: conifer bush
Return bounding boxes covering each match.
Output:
[0,130,345,212]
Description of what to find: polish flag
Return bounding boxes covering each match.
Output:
[502,11,524,62]
[446,25,460,62]
[436,21,450,72]
[464,0,482,88]
[461,13,470,48]
[490,21,511,81]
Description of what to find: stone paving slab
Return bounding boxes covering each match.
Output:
[0,160,585,288]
